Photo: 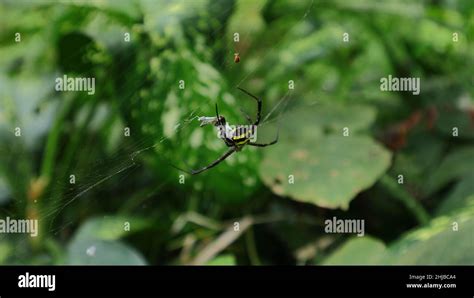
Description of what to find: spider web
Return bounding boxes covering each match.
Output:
[1,0,315,263]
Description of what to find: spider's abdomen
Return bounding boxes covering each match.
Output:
[231,125,255,146]
[232,135,250,147]
[218,123,255,148]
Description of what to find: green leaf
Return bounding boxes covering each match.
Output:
[436,174,474,216]
[426,147,474,194]
[0,177,10,205]
[74,216,150,241]
[67,238,147,265]
[206,254,236,265]
[227,0,267,46]
[390,132,444,189]
[72,0,140,21]
[259,104,389,209]
[141,0,209,35]
[67,216,149,265]
[436,108,474,140]
[0,74,57,148]
[260,134,391,209]
[385,208,474,265]
[323,237,386,265]
[323,208,474,265]
[121,45,261,203]
[282,103,377,135]
[0,242,12,264]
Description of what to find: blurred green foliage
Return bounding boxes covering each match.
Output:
[0,0,473,265]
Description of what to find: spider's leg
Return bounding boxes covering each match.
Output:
[190,147,236,175]
[239,108,253,124]
[237,87,262,125]
[248,139,278,147]
[248,130,279,147]
[215,103,220,122]
[168,163,194,175]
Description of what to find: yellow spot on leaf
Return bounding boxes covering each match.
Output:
[291,149,309,161]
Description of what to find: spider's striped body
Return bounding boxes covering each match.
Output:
[219,123,256,151]
[231,129,251,148]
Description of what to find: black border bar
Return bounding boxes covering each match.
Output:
[0,265,472,297]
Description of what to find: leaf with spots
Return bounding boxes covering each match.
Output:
[259,104,391,209]
[117,38,261,203]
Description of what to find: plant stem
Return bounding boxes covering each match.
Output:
[379,174,430,225]
[40,98,75,181]
[245,226,261,265]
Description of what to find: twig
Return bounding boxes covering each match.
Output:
[190,216,253,265]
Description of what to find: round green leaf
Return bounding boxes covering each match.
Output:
[67,238,147,265]
[260,135,391,209]
[66,216,148,265]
